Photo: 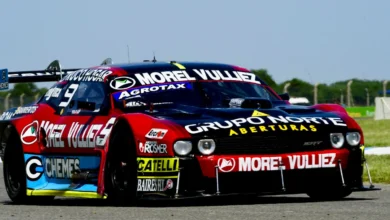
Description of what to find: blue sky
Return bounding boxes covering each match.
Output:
[1,0,389,88]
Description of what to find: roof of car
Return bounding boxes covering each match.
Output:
[104,61,248,72]
[94,61,268,85]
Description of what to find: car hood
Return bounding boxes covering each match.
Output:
[149,104,350,138]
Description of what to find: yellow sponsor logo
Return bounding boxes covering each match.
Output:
[229,124,317,136]
[170,62,186,70]
[252,110,269,117]
[137,158,179,172]
[185,115,345,135]
[137,176,178,179]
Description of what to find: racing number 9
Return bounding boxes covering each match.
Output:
[59,84,79,107]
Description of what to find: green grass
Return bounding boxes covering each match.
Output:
[355,118,390,147]
[364,155,390,184]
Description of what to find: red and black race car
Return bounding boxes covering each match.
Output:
[0,59,379,205]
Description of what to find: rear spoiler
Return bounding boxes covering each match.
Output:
[0,58,113,87]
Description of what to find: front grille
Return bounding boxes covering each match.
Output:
[213,134,330,154]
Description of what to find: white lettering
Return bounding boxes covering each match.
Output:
[96,117,116,147]
[328,117,347,126]
[45,158,80,179]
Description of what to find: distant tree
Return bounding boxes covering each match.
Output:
[328,79,383,106]
[10,83,46,97]
[251,69,277,88]
[280,78,314,101]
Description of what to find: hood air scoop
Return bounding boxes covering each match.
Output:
[227,98,273,109]
[277,105,317,114]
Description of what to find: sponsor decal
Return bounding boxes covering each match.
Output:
[95,117,116,147]
[218,153,337,173]
[67,123,101,148]
[145,128,168,139]
[137,158,179,172]
[303,141,323,146]
[125,101,173,108]
[126,101,147,107]
[171,62,186,70]
[137,178,174,192]
[287,153,336,169]
[39,117,116,148]
[218,158,236,173]
[62,69,112,82]
[252,110,269,117]
[0,106,38,120]
[139,141,168,154]
[184,116,347,134]
[229,124,318,136]
[14,106,38,115]
[59,84,79,107]
[21,121,39,145]
[67,117,116,148]
[114,82,191,100]
[135,70,196,85]
[71,109,81,114]
[44,157,80,179]
[110,76,136,90]
[134,69,260,85]
[0,111,14,120]
[44,87,62,100]
[192,69,260,84]
[25,156,44,181]
[237,157,283,172]
[40,121,66,148]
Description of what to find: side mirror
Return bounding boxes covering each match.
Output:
[279,93,290,101]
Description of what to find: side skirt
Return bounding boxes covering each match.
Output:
[27,189,107,199]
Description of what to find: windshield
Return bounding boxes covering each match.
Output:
[112,81,280,110]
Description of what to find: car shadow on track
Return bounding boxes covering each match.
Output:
[0,195,376,208]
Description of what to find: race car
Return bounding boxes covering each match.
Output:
[0,59,379,205]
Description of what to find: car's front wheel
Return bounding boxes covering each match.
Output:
[104,122,137,206]
[3,130,54,204]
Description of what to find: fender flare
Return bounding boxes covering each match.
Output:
[312,103,364,144]
[98,116,137,196]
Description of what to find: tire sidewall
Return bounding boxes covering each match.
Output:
[2,133,27,202]
[104,124,137,206]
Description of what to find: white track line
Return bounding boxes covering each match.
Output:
[365,147,390,155]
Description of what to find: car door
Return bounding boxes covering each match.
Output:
[48,81,115,153]
[33,80,117,184]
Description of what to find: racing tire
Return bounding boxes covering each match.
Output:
[306,186,352,201]
[104,122,138,206]
[2,130,54,204]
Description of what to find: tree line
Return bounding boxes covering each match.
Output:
[0,69,387,106]
[0,83,48,98]
[253,69,386,106]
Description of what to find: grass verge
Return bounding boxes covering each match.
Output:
[363,155,390,184]
[355,118,390,147]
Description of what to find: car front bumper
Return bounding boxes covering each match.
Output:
[136,147,380,199]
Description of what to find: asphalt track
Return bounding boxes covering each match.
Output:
[0,164,388,220]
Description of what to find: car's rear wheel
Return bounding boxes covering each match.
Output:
[104,122,137,206]
[306,186,352,201]
[3,130,54,204]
